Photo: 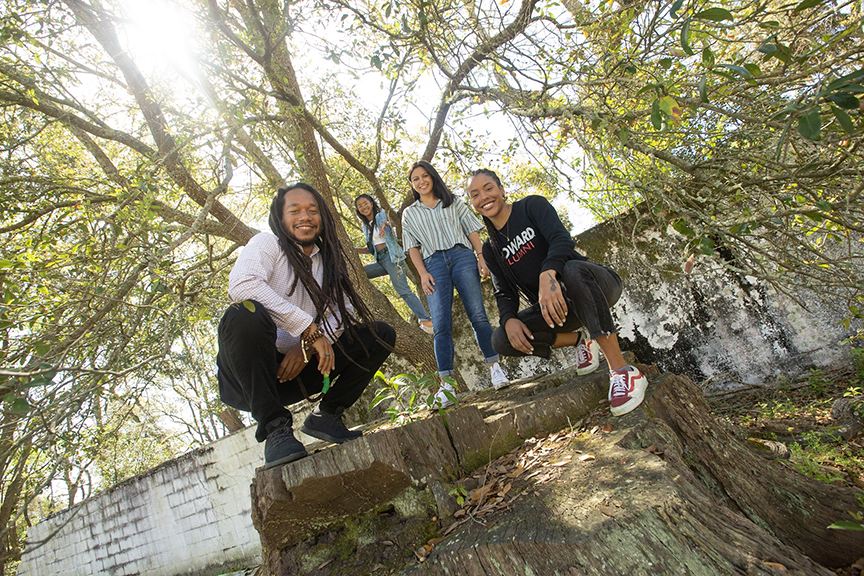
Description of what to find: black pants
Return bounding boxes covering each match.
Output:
[216,301,396,442]
[491,260,622,359]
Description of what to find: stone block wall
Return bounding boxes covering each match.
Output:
[17,426,264,576]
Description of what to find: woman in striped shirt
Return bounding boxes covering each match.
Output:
[402,161,510,407]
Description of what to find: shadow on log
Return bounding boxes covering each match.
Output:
[251,369,864,575]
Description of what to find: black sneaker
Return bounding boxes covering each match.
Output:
[301,406,363,444]
[264,417,308,469]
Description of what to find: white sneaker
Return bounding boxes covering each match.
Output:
[608,365,648,416]
[430,381,456,409]
[419,320,434,335]
[490,363,511,390]
[575,329,601,375]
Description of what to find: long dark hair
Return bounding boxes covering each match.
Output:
[408,160,453,208]
[354,193,381,245]
[470,169,529,301]
[268,183,377,343]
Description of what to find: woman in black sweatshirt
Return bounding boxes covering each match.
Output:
[467,168,648,416]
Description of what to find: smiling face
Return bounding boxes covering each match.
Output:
[409,166,434,198]
[281,188,322,252]
[355,196,374,219]
[467,172,507,222]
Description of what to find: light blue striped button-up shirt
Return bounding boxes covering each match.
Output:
[401,198,484,260]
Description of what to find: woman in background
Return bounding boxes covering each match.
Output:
[467,168,647,417]
[355,193,433,335]
[401,161,510,408]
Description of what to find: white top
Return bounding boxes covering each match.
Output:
[228,232,350,352]
[370,221,386,247]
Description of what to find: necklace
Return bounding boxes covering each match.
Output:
[498,205,514,243]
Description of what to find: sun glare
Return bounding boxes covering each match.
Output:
[120,0,197,78]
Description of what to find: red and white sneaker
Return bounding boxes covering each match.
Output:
[575,330,601,375]
[608,365,648,416]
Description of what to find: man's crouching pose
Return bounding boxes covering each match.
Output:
[216,183,395,469]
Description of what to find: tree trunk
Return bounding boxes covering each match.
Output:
[251,369,864,575]
[236,1,437,373]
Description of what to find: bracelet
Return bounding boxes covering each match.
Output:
[300,325,324,364]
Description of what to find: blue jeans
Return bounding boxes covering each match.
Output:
[423,245,499,376]
[364,247,431,322]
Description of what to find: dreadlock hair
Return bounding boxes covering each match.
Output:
[408,160,454,208]
[268,183,377,345]
[469,169,531,303]
[354,193,381,245]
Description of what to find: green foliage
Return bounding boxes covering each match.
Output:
[804,369,831,396]
[828,495,864,531]
[789,442,846,484]
[448,484,468,506]
[850,348,864,384]
[370,371,457,423]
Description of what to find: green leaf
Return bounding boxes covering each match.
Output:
[670,0,684,18]
[672,220,696,236]
[618,127,629,145]
[650,100,662,130]
[699,76,709,102]
[702,47,715,68]
[828,92,860,110]
[12,398,30,414]
[0,260,12,268]
[743,63,761,77]
[793,0,825,11]
[637,83,662,96]
[827,521,864,531]
[242,300,256,313]
[693,8,734,21]
[757,43,777,55]
[798,109,822,141]
[659,57,672,69]
[698,237,716,255]
[718,63,752,79]
[825,68,864,93]
[659,95,680,116]
[680,19,693,55]
[418,9,428,26]
[371,55,382,70]
[831,106,855,134]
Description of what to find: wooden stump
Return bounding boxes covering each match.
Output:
[251,369,864,575]
[414,372,863,575]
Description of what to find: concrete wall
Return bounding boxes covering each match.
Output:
[17,427,264,576]
[447,215,860,393]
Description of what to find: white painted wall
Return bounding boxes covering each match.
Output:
[17,427,264,576]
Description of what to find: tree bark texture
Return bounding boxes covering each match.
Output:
[251,367,864,575]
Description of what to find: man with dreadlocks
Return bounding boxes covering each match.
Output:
[216,183,396,469]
